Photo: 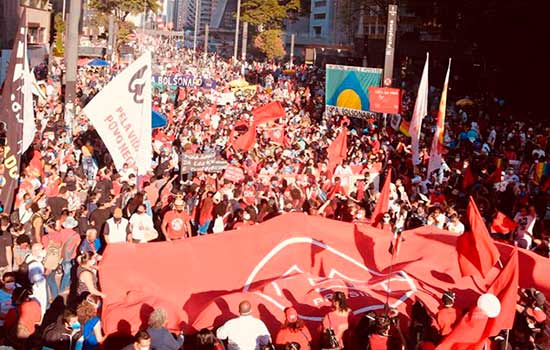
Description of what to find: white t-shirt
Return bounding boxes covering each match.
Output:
[129,213,155,242]
[447,220,465,234]
[216,315,270,350]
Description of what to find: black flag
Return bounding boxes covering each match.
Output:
[0,9,27,212]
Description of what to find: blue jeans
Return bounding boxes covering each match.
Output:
[60,260,73,293]
[198,220,211,235]
[46,270,58,301]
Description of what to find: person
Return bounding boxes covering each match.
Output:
[275,307,312,350]
[146,307,185,350]
[121,330,152,350]
[161,197,192,241]
[196,328,225,350]
[0,214,13,276]
[75,251,106,300]
[103,207,130,243]
[42,307,82,350]
[216,300,271,350]
[321,292,352,349]
[26,243,48,315]
[445,214,465,234]
[76,294,104,350]
[3,287,42,347]
[129,204,157,243]
[433,290,459,337]
[79,228,101,255]
[0,272,16,327]
[367,315,404,350]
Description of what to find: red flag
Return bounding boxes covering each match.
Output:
[462,165,475,189]
[484,166,502,184]
[482,247,519,336]
[457,197,500,278]
[437,307,489,350]
[371,169,392,227]
[252,101,286,125]
[490,211,517,235]
[368,87,402,114]
[327,128,348,172]
[230,120,256,152]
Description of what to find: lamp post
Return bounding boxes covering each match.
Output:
[233,0,241,61]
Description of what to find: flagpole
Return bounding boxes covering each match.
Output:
[385,226,401,316]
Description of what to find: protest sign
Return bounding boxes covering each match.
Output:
[180,153,228,174]
[223,165,245,182]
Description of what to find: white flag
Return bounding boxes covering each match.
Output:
[22,43,36,153]
[82,52,152,175]
[409,53,428,166]
[427,58,451,178]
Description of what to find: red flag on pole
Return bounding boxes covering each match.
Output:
[484,166,503,184]
[230,120,256,152]
[457,197,500,278]
[482,247,519,336]
[327,128,348,173]
[437,307,489,350]
[371,169,392,227]
[462,164,476,189]
[252,101,286,125]
[490,211,517,235]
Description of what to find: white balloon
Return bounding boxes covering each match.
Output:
[477,293,501,318]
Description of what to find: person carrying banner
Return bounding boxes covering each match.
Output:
[216,300,271,350]
[161,197,192,240]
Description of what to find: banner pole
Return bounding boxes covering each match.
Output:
[385,227,399,315]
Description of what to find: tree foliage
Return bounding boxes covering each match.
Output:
[241,0,300,28]
[87,0,160,21]
[254,29,286,59]
[52,13,65,57]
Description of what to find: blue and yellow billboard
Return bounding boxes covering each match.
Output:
[325,64,382,117]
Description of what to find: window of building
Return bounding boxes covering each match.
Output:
[313,13,326,20]
[315,0,327,7]
[313,26,322,36]
[378,25,386,34]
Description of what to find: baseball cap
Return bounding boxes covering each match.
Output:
[285,307,298,323]
[174,197,185,207]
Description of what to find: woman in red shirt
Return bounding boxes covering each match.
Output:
[275,307,312,350]
[321,292,352,349]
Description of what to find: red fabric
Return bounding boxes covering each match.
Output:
[457,197,500,278]
[231,120,256,152]
[484,166,502,184]
[371,169,392,227]
[98,214,550,337]
[368,87,401,114]
[369,334,389,350]
[28,149,44,178]
[327,128,348,173]
[490,211,517,235]
[275,326,312,350]
[462,165,475,189]
[4,300,42,334]
[267,127,286,145]
[252,101,286,125]
[434,307,459,336]
[437,307,489,350]
[480,248,519,338]
[322,311,350,346]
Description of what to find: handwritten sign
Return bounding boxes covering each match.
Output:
[180,153,228,174]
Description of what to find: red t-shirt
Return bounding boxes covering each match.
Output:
[162,210,190,239]
[322,311,350,346]
[369,334,389,350]
[275,326,312,350]
[434,307,459,336]
[4,300,42,333]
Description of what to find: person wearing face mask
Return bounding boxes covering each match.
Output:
[26,243,48,316]
[75,252,106,301]
[161,197,192,240]
[42,308,82,350]
[76,295,104,350]
[0,272,16,326]
[0,214,13,277]
[377,212,393,233]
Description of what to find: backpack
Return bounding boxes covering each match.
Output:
[15,254,32,289]
[43,240,63,271]
[320,315,340,350]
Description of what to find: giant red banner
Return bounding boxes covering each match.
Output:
[368,87,402,114]
[99,214,550,338]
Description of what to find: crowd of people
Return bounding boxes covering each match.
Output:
[0,36,549,349]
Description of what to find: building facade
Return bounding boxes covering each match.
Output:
[0,0,52,49]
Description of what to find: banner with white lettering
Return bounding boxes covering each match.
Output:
[82,52,152,175]
[180,153,228,174]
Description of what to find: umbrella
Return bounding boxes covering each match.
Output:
[152,110,168,129]
[456,98,474,107]
[87,58,110,67]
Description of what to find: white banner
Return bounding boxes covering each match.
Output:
[82,52,152,175]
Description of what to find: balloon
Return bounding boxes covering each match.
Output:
[477,293,501,318]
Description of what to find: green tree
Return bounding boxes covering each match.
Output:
[254,29,286,59]
[52,13,65,57]
[87,0,160,22]
[241,0,300,28]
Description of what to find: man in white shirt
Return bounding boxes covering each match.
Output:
[446,214,465,234]
[129,204,156,243]
[104,208,130,243]
[216,300,271,350]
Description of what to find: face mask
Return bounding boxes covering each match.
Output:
[140,347,149,350]
[71,322,81,330]
[383,217,390,223]
[356,213,364,220]
[4,282,15,290]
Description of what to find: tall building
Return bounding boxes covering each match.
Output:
[0,0,52,49]
[175,0,215,32]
